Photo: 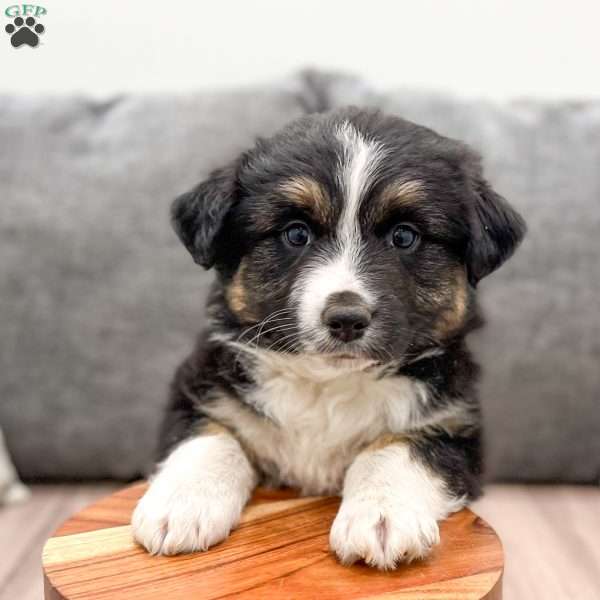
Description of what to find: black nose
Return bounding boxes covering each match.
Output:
[321,292,372,343]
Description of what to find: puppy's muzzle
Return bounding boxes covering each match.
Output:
[321,291,372,343]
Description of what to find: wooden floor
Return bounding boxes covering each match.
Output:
[1,484,598,599]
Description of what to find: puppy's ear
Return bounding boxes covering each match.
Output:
[171,164,238,269]
[466,177,526,286]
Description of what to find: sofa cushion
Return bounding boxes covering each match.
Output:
[304,72,600,483]
[0,83,308,480]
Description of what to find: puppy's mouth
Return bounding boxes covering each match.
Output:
[317,351,381,370]
[315,343,380,361]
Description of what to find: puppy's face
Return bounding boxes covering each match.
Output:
[173,109,525,364]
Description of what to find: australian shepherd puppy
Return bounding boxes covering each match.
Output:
[132,107,525,569]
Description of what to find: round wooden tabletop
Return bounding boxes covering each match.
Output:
[43,483,503,599]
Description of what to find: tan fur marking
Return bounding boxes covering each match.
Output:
[226,261,256,323]
[278,176,330,223]
[376,179,427,219]
[198,421,230,437]
[365,433,409,452]
[434,268,469,337]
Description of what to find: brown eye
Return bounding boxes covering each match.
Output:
[283,222,311,247]
[390,223,419,249]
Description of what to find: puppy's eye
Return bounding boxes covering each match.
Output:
[390,223,419,250]
[283,222,311,247]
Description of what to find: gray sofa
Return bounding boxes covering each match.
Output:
[1,72,599,483]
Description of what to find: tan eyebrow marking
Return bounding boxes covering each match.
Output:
[278,176,330,224]
[376,179,428,219]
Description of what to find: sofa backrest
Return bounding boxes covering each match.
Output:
[1,72,598,483]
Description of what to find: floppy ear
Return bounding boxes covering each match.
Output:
[170,164,238,269]
[466,177,526,286]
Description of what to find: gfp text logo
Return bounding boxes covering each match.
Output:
[4,4,46,47]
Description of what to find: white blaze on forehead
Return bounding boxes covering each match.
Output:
[336,121,385,252]
[294,122,384,342]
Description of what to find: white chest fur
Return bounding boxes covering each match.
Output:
[205,352,430,495]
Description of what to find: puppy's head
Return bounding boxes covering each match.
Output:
[172,108,525,365]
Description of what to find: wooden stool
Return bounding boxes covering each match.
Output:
[43,483,503,599]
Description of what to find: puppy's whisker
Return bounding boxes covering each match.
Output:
[230,322,298,365]
[253,310,295,344]
[239,312,294,342]
[272,332,305,354]
[245,322,296,348]
[266,331,301,353]
[238,307,294,336]
[237,309,295,344]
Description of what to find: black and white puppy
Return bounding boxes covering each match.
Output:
[132,107,525,569]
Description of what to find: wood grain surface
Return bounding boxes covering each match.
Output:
[42,484,503,600]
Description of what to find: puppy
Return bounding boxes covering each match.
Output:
[132,107,525,569]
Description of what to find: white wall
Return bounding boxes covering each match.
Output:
[2,0,599,100]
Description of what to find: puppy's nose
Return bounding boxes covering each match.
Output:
[321,292,372,343]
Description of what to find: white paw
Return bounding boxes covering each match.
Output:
[329,496,440,569]
[131,478,245,555]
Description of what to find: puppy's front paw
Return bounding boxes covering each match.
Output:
[329,497,440,569]
[131,479,245,555]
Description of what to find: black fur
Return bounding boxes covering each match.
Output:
[171,163,240,268]
[465,174,526,285]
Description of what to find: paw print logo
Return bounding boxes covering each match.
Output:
[5,16,45,48]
